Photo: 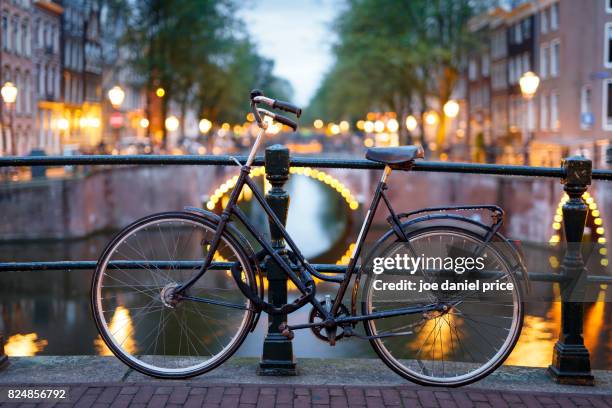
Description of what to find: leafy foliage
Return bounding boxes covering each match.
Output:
[308,0,495,145]
[105,0,293,141]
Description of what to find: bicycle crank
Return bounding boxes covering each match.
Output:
[308,297,350,344]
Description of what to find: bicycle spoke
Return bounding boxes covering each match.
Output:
[365,228,522,385]
[94,215,253,376]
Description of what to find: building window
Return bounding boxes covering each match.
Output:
[23,19,29,56]
[550,40,560,77]
[540,43,549,79]
[481,55,490,77]
[550,92,560,130]
[540,9,548,34]
[540,94,548,130]
[523,18,531,39]
[581,86,592,130]
[65,41,71,67]
[550,3,559,31]
[603,79,612,130]
[24,71,30,114]
[522,53,530,73]
[33,18,38,47]
[468,58,478,81]
[55,66,60,97]
[14,71,20,114]
[12,16,19,54]
[608,0,612,13]
[514,23,523,44]
[36,63,42,95]
[1,15,7,51]
[605,23,612,67]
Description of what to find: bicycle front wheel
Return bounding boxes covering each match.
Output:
[362,227,523,387]
[92,211,256,378]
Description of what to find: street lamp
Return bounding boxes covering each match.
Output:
[199,118,212,134]
[1,82,18,104]
[519,71,540,164]
[519,71,540,100]
[405,115,418,132]
[386,118,399,133]
[443,100,460,119]
[108,86,126,150]
[108,86,125,108]
[1,82,18,156]
[424,112,439,126]
[165,116,179,132]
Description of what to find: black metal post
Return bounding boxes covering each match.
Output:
[548,156,594,385]
[258,144,297,376]
[0,334,7,371]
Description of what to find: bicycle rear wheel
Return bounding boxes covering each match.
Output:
[362,226,523,387]
[92,211,255,378]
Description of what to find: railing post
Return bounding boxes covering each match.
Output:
[548,156,594,385]
[0,334,7,371]
[258,144,297,376]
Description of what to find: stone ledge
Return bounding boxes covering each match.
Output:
[0,356,609,395]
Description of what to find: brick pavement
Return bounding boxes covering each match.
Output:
[0,383,610,408]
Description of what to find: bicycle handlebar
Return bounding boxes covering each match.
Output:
[257,108,298,131]
[250,89,301,131]
[253,95,301,117]
[272,100,302,117]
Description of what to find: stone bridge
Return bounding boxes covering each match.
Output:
[0,159,610,247]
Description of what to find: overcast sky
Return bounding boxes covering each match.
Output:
[238,0,339,106]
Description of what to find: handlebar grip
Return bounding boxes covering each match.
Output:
[273,100,302,118]
[273,113,298,131]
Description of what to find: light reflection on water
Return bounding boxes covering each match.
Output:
[4,333,48,356]
[0,175,610,370]
[94,305,137,356]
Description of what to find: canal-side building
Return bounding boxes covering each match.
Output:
[530,0,611,167]
[465,0,612,168]
[466,10,494,161]
[0,0,34,156]
[60,0,103,152]
[506,2,536,163]
[81,0,102,150]
[33,0,63,155]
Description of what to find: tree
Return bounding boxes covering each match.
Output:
[112,0,292,147]
[309,0,495,149]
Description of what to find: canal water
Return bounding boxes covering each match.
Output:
[0,174,610,370]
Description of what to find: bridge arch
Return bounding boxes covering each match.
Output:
[204,167,360,265]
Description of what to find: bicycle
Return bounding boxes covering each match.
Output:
[92,90,527,387]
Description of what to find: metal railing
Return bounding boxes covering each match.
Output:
[0,148,611,384]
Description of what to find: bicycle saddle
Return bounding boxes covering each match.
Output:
[365,145,425,167]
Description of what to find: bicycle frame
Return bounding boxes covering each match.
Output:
[176,128,419,323]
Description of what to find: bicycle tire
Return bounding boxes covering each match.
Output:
[91,211,256,379]
[361,226,524,387]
